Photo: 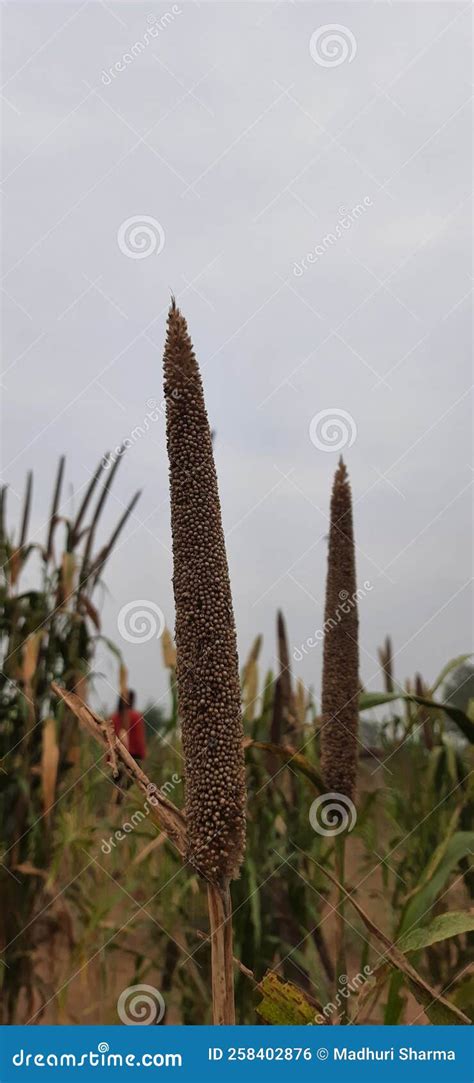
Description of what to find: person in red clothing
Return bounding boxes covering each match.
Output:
[111,690,146,763]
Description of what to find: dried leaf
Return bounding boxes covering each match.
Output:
[22,632,43,685]
[295,678,307,727]
[61,552,76,601]
[41,717,59,819]
[161,627,177,669]
[242,635,262,682]
[14,863,48,879]
[133,833,167,866]
[9,547,22,586]
[243,658,259,722]
[79,592,100,630]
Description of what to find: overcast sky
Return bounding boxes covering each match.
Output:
[1,1,472,717]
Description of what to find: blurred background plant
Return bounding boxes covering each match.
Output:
[1,465,473,1025]
[0,454,139,1021]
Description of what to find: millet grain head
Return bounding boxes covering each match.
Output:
[320,458,359,802]
[163,299,246,885]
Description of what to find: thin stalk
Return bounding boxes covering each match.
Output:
[70,452,110,548]
[207,881,235,1024]
[45,456,65,563]
[89,489,142,586]
[51,683,186,853]
[335,833,349,1022]
[79,446,125,585]
[196,928,255,985]
[19,471,33,548]
[276,610,296,739]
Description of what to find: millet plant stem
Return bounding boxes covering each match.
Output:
[207,883,235,1024]
[320,459,359,1016]
[163,299,246,1025]
[334,834,348,1022]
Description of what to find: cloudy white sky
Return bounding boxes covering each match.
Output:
[1,1,472,716]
